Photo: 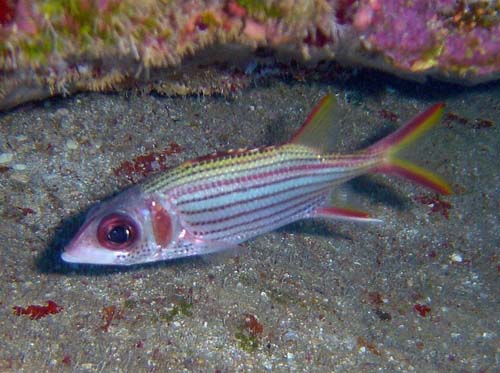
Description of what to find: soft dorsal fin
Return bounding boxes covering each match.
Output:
[289,94,337,153]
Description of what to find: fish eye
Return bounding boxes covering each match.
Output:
[107,225,131,244]
[97,213,138,250]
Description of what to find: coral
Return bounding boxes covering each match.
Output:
[354,0,500,80]
[0,0,499,111]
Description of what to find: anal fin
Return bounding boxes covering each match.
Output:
[314,206,383,223]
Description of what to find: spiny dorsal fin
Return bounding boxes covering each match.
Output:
[289,94,337,153]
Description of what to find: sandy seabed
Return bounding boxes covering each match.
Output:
[0,73,499,371]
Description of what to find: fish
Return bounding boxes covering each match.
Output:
[61,94,451,266]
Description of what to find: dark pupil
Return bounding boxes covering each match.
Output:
[107,225,130,244]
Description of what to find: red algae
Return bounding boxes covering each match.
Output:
[443,112,469,128]
[61,355,71,366]
[472,118,494,129]
[414,195,452,219]
[15,206,35,216]
[367,291,384,307]
[413,303,432,317]
[443,112,494,129]
[13,300,63,320]
[356,336,382,356]
[244,313,263,336]
[114,142,182,182]
[378,108,399,122]
[0,0,16,25]
[100,305,123,332]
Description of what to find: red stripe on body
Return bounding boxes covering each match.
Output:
[181,178,334,215]
[189,184,332,226]
[192,192,326,238]
[208,194,327,241]
[174,158,368,206]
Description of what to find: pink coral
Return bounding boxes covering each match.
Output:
[354,0,500,77]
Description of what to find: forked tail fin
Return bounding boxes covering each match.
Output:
[367,103,452,195]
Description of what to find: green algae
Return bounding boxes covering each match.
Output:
[19,38,51,65]
[160,299,193,323]
[237,0,283,19]
[235,331,260,352]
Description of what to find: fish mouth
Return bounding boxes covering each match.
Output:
[62,232,124,265]
[61,217,100,264]
[61,246,121,265]
[60,251,83,263]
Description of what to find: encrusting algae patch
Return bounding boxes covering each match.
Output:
[0,0,337,109]
[1,0,500,110]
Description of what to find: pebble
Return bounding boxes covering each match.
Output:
[10,172,30,183]
[284,331,299,342]
[262,360,273,370]
[13,164,27,171]
[93,139,103,149]
[66,139,79,150]
[15,135,28,142]
[0,152,13,164]
[450,252,463,263]
[56,108,70,117]
[151,160,160,171]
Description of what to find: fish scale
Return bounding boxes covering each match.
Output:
[155,146,377,244]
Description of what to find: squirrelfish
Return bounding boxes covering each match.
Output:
[62,95,451,265]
